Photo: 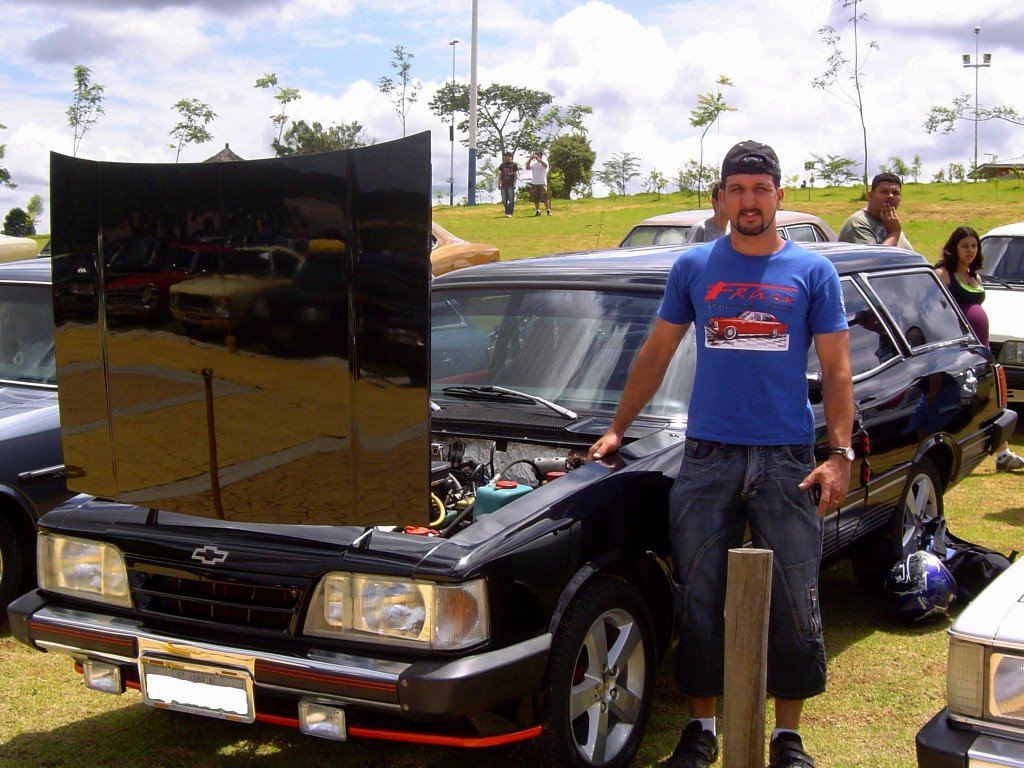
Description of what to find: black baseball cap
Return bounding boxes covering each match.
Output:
[721,140,781,183]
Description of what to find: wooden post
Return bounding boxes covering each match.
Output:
[723,548,773,768]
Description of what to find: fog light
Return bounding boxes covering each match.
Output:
[83,660,124,695]
[298,700,347,741]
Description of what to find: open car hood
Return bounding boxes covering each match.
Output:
[50,134,432,526]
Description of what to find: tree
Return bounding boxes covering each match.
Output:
[596,152,640,196]
[255,73,301,145]
[808,153,859,186]
[931,168,946,184]
[67,64,105,157]
[910,154,923,183]
[273,120,372,156]
[675,159,717,196]
[169,98,216,162]
[889,157,910,178]
[643,169,669,199]
[924,94,1023,135]
[548,133,596,199]
[0,123,14,189]
[25,195,43,228]
[428,83,591,161]
[476,158,497,203]
[377,45,422,138]
[689,75,736,205]
[3,207,32,237]
[812,0,879,191]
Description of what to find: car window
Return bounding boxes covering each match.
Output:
[981,236,1024,282]
[0,284,56,386]
[431,288,696,419]
[621,226,690,247]
[783,224,823,243]
[807,279,896,377]
[867,271,970,349]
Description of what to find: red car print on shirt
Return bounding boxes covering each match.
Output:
[707,310,788,341]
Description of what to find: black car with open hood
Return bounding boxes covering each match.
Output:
[8,135,1018,768]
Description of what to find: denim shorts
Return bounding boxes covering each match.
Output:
[669,438,826,700]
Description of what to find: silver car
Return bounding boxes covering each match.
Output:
[916,555,1024,766]
[619,208,837,247]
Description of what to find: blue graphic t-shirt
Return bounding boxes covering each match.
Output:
[658,238,847,445]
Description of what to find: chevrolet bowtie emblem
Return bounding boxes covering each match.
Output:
[191,545,229,565]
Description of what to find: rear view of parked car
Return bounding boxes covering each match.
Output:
[619,209,836,248]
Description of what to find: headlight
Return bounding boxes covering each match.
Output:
[304,573,489,650]
[997,340,1024,366]
[37,533,132,608]
[990,652,1024,723]
[947,638,985,717]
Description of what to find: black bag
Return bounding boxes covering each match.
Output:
[923,521,1018,603]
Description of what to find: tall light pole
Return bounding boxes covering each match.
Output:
[962,25,992,176]
[448,39,459,206]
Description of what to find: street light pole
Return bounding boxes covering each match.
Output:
[962,25,992,176]
[448,39,459,206]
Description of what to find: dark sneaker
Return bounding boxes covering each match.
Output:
[666,720,719,768]
[996,450,1024,471]
[535,210,541,217]
[769,732,816,768]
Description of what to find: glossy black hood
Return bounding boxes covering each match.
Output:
[49,134,432,526]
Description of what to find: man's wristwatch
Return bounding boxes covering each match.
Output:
[828,446,855,461]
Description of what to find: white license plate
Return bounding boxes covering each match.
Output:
[140,657,255,723]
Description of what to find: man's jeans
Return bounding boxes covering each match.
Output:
[501,186,515,216]
[669,438,827,700]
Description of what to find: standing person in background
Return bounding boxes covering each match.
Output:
[526,150,551,217]
[686,181,729,242]
[497,152,519,218]
[935,225,1024,471]
[838,172,913,251]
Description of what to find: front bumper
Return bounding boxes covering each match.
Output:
[917,708,1024,767]
[8,590,551,724]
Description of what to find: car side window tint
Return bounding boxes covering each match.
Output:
[807,279,891,377]
[785,225,816,243]
[868,271,969,349]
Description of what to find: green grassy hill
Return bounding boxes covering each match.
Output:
[435,179,1024,263]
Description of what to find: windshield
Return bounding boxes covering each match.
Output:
[0,284,56,386]
[981,236,1024,283]
[431,287,696,420]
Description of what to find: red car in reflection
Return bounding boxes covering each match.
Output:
[707,310,787,340]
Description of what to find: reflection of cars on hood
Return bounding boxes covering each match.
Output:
[619,209,837,247]
[0,234,40,263]
[430,221,499,276]
[0,258,72,608]
[980,221,1024,404]
[10,140,1018,768]
[707,310,787,340]
[169,245,303,337]
[916,555,1024,767]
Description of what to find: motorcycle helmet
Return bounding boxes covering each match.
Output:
[884,550,957,622]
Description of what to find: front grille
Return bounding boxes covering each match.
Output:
[129,563,308,633]
[172,294,214,311]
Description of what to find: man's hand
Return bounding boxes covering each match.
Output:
[880,203,902,237]
[588,431,622,461]
[798,456,853,517]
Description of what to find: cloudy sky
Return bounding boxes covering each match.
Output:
[1,0,1021,231]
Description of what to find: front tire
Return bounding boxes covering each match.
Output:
[723,326,737,340]
[536,574,656,768]
[852,456,943,591]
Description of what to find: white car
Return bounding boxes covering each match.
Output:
[619,209,837,248]
[981,221,1024,404]
[916,555,1024,766]
[0,234,40,263]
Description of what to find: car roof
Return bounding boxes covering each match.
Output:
[434,242,928,289]
[0,256,52,284]
[982,221,1024,238]
[633,209,832,229]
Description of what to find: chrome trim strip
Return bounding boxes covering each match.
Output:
[968,735,1024,767]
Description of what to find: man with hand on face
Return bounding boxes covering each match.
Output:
[588,140,854,768]
[838,172,913,250]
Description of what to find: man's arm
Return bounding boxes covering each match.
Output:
[878,204,903,247]
[588,318,690,459]
[799,329,854,515]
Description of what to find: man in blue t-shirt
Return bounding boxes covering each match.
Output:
[588,140,853,768]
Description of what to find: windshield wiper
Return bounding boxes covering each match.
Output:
[440,385,578,420]
[981,274,1016,289]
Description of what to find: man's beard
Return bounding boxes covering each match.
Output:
[733,209,776,236]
